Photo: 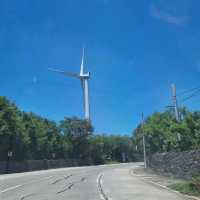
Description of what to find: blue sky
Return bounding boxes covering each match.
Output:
[1,0,200,134]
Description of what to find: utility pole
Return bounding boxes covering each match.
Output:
[171,84,179,122]
[141,113,147,169]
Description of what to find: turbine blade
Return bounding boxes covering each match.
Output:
[80,47,85,76]
[48,68,79,79]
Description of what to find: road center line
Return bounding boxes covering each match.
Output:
[97,173,112,200]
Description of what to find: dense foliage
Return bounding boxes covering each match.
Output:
[132,108,200,154]
[3,95,199,164]
[0,96,134,164]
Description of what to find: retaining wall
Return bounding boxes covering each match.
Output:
[148,150,200,179]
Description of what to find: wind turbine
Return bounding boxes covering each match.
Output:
[48,48,91,120]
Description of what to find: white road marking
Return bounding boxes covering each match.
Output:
[97,173,112,200]
[0,166,88,181]
[0,185,22,193]
[97,174,105,200]
[0,175,53,194]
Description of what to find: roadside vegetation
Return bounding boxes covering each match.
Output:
[1,95,200,166]
[169,176,200,197]
[132,108,200,153]
[132,109,200,197]
[0,96,135,164]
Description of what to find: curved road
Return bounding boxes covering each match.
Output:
[0,163,188,200]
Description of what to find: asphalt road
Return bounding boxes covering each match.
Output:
[0,163,188,200]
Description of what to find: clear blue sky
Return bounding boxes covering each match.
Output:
[1,0,200,135]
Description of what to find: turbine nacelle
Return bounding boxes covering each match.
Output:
[80,72,90,79]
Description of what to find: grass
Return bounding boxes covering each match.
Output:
[169,179,200,197]
[104,160,120,164]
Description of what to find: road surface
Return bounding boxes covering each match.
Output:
[0,163,188,200]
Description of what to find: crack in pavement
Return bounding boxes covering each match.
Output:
[52,174,73,185]
[52,178,63,185]
[81,177,86,182]
[20,193,35,200]
[56,177,87,195]
[64,174,73,180]
[56,183,74,194]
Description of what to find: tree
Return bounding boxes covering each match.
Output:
[21,112,67,159]
[0,97,30,160]
[132,108,200,154]
[59,117,93,161]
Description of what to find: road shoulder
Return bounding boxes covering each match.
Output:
[131,165,200,200]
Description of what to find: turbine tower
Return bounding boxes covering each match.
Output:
[48,48,90,120]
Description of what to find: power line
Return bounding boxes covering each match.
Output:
[177,86,200,97]
[180,88,200,103]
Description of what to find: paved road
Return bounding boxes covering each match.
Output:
[0,163,188,200]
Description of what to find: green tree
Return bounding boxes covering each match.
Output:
[59,117,93,161]
[132,108,200,154]
[0,97,30,160]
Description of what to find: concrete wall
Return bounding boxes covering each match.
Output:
[0,156,136,174]
[148,150,200,179]
[0,159,91,174]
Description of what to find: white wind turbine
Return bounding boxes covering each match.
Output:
[48,48,91,120]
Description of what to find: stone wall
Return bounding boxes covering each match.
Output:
[132,153,143,162]
[148,150,200,179]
